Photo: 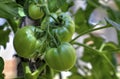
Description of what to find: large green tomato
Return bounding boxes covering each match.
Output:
[45,42,76,71]
[28,4,44,20]
[13,26,41,58]
[41,13,75,42]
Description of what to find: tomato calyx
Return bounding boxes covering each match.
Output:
[34,28,45,39]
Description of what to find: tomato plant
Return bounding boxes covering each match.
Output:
[0,0,120,79]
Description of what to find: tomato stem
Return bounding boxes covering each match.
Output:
[49,14,61,24]
[70,25,111,43]
[99,43,106,52]
[73,42,100,53]
[100,53,116,71]
[38,0,50,16]
[32,63,47,79]
[73,42,116,72]
[59,72,62,79]
[98,43,116,71]
[87,0,99,8]
[47,25,59,47]
[54,33,61,45]
[47,68,54,79]
[22,62,32,74]
[45,66,54,79]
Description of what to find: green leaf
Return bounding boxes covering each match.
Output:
[114,0,120,10]
[15,0,26,6]
[0,0,13,3]
[47,0,73,12]
[0,57,4,73]
[60,1,73,12]
[103,42,120,52]
[82,48,118,79]
[7,18,18,33]
[74,9,91,34]
[68,74,83,79]
[0,74,4,79]
[0,27,11,48]
[0,2,20,19]
[75,34,118,79]
[74,9,86,25]
[80,35,118,79]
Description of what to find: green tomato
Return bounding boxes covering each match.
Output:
[45,42,76,71]
[13,26,41,58]
[41,13,75,42]
[28,4,44,20]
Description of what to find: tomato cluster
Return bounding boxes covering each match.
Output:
[13,3,76,71]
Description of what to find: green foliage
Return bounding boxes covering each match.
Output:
[74,9,91,34]
[69,36,119,79]
[47,0,73,12]
[0,1,20,19]
[0,0,20,47]
[0,25,11,48]
[0,57,4,78]
[0,57,4,73]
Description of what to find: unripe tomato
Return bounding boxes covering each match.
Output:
[41,13,75,42]
[13,26,41,58]
[52,13,75,42]
[45,42,76,71]
[28,4,44,20]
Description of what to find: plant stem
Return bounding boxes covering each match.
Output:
[99,43,106,52]
[32,63,47,79]
[47,25,58,47]
[45,67,54,79]
[49,14,60,24]
[73,42,116,72]
[73,42,100,53]
[59,72,62,79]
[70,26,111,43]
[49,68,54,79]
[43,4,50,16]
[22,62,32,74]
[39,0,50,16]
[101,53,115,71]
[87,0,99,8]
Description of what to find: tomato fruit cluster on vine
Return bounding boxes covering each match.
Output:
[13,1,76,71]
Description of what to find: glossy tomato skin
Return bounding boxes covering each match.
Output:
[41,13,75,42]
[28,4,44,20]
[52,13,75,42]
[45,42,76,71]
[13,26,40,58]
